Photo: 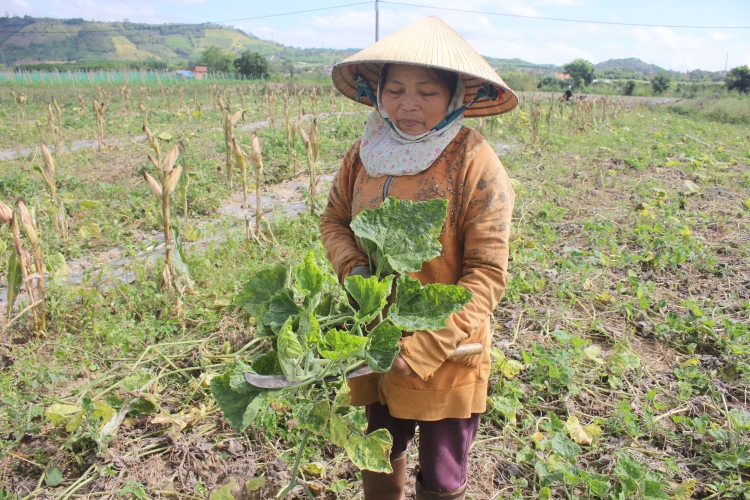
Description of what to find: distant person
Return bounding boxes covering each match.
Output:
[564,86,573,103]
[322,16,517,500]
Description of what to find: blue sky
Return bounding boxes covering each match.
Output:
[4,0,749,71]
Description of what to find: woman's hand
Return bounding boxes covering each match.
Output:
[389,355,415,377]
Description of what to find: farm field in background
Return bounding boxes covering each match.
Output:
[0,78,749,499]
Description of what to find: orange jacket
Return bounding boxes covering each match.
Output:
[320,127,515,421]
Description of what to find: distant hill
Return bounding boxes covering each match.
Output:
[595,58,665,75]
[487,57,557,71]
[0,16,357,66]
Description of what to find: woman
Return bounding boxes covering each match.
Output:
[320,17,517,500]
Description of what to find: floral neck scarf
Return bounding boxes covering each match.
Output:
[360,74,466,178]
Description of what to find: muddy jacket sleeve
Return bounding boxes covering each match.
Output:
[319,141,370,282]
[402,143,516,380]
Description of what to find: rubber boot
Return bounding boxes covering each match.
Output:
[415,474,467,500]
[361,450,407,500]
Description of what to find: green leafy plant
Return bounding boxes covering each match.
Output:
[212,197,472,496]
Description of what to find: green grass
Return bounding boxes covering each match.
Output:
[0,83,748,498]
[669,95,750,125]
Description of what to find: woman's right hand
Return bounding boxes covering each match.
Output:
[389,355,415,377]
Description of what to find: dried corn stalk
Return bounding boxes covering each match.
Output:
[47,103,59,145]
[220,98,244,186]
[141,126,188,311]
[1,200,45,332]
[92,99,106,151]
[299,119,321,215]
[52,97,62,144]
[16,199,45,330]
[17,93,27,121]
[38,141,68,239]
[248,131,278,245]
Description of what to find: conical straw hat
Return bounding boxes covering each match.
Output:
[332,16,518,117]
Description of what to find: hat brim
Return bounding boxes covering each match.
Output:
[332,60,518,118]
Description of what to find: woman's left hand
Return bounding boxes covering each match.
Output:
[390,355,415,377]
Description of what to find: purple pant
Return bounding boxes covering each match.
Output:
[366,403,480,492]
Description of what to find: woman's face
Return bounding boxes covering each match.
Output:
[381,64,452,135]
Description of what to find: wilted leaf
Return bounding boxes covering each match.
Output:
[492,348,524,379]
[235,265,286,315]
[209,477,238,500]
[164,165,183,195]
[78,223,101,239]
[344,429,393,473]
[264,289,302,334]
[90,401,116,430]
[683,179,700,194]
[158,131,173,141]
[583,345,604,365]
[389,275,472,332]
[210,371,264,432]
[0,200,12,225]
[319,329,367,361]
[246,477,265,491]
[16,199,38,246]
[295,250,323,297]
[46,404,82,426]
[594,292,615,305]
[351,197,448,274]
[293,399,329,433]
[673,479,696,500]
[45,464,63,487]
[365,321,402,373]
[330,413,351,447]
[565,416,601,445]
[162,144,179,173]
[344,274,393,324]
[490,395,522,424]
[79,200,100,209]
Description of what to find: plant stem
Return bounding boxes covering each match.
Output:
[277,429,313,499]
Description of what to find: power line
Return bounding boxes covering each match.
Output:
[381,1,750,29]
[0,2,372,34]
[1,1,748,36]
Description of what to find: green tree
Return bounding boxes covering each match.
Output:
[199,46,235,74]
[651,72,671,94]
[562,59,594,90]
[623,80,636,96]
[726,65,750,94]
[233,51,269,79]
[282,59,296,78]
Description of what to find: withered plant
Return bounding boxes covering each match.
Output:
[92,99,105,151]
[142,126,191,311]
[38,141,68,239]
[299,119,321,215]
[1,199,46,333]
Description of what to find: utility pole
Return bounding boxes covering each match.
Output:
[375,0,380,42]
[725,53,729,73]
